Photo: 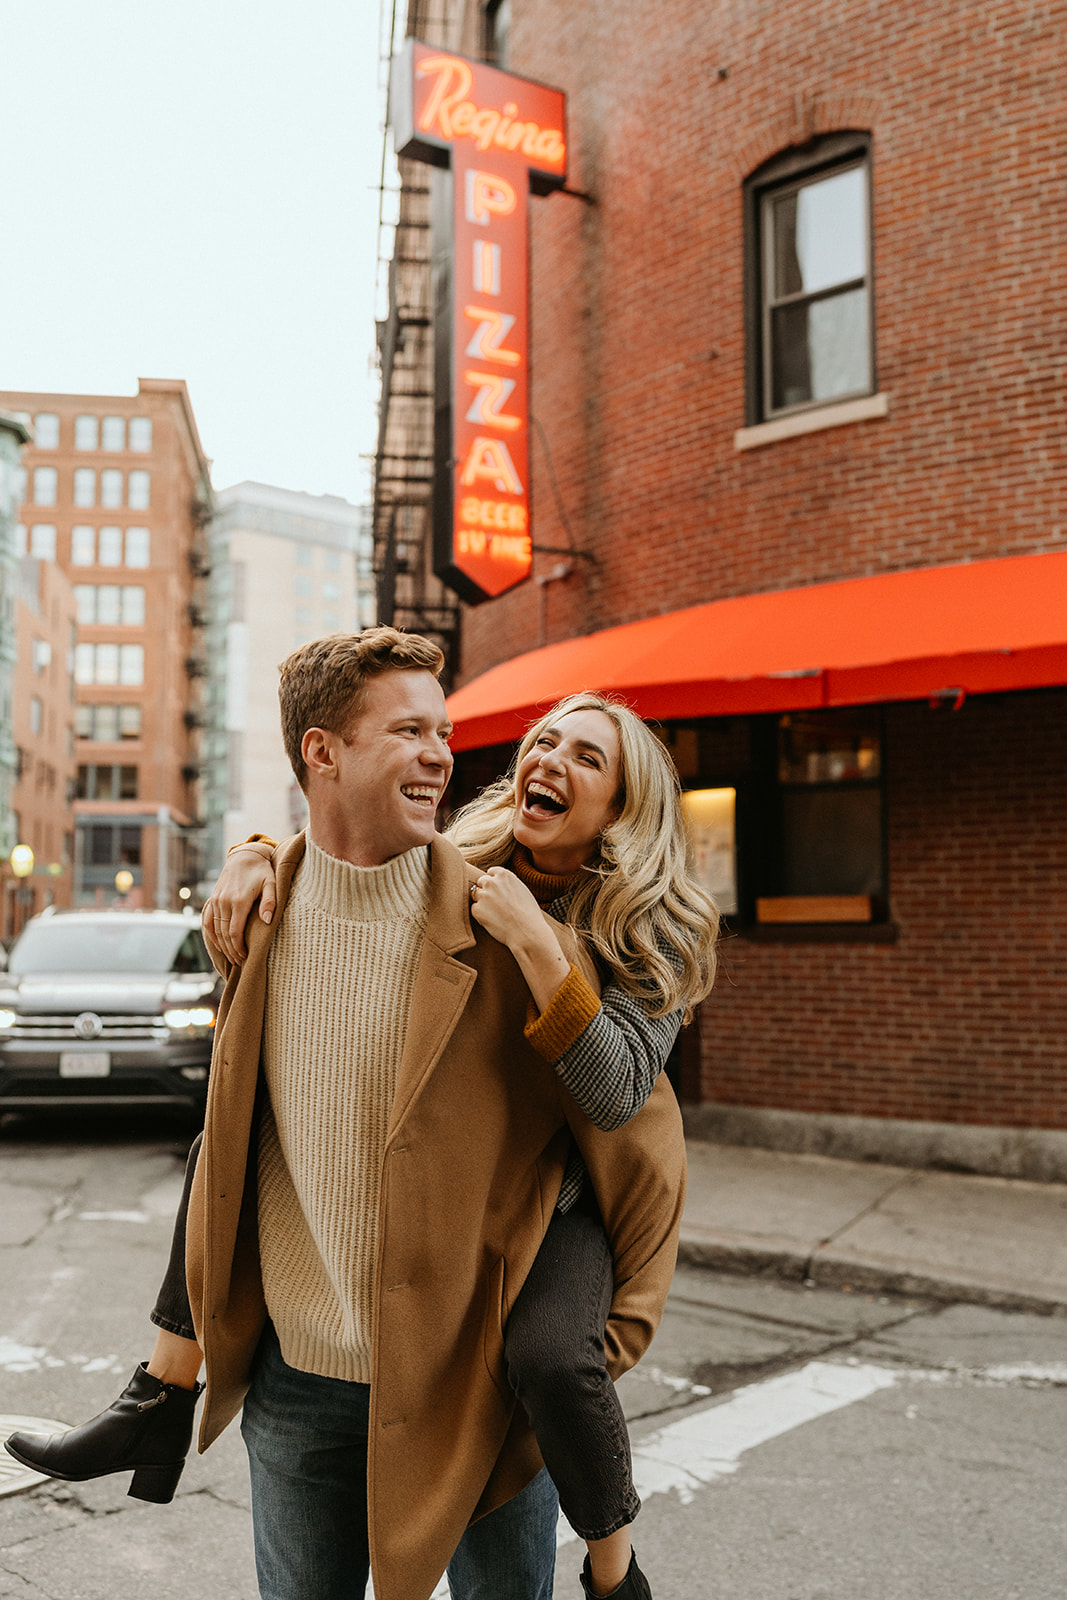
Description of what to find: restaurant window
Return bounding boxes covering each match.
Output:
[681,787,738,916]
[750,709,885,924]
[745,134,874,423]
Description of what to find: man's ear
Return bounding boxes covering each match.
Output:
[301,727,337,780]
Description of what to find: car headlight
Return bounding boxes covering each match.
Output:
[0,1009,16,1029]
[163,1007,216,1030]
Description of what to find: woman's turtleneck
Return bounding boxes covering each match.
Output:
[509,844,583,907]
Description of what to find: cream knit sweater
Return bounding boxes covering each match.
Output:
[257,836,430,1383]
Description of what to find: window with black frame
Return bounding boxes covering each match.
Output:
[746,135,874,423]
[752,709,886,924]
[483,0,511,66]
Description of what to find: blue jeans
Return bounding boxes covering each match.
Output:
[241,1323,557,1600]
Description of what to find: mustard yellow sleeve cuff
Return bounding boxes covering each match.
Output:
[227,833,278,856]
[524,965,602,1063]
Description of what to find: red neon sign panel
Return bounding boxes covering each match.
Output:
[392,41,567,605]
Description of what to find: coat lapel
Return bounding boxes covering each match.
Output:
[388,834,478,1135]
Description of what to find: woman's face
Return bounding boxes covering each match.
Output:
[513,708,622,875]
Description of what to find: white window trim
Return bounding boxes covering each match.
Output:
[734,391,889,452]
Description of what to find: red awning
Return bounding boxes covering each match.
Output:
[446,551,1067,750]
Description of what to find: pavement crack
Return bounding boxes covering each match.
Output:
[184,1484,250,1513]
[803,1170,921,1274]
[17,1178,86,1251]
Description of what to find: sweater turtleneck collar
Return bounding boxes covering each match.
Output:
[509,845,583,907]
[295,835,431,923]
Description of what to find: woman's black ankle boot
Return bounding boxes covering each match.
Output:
[4,1363,204,1504]
[580,1551,653,1599]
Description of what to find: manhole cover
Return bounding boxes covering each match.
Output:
[0,1417,70,1498]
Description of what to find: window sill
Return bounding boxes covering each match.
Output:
[735,392,889,452]
[757,895,871,924]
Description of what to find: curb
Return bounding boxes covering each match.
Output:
[676,1230,1067,1318]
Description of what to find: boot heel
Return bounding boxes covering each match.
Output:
[128,1461,184,1503]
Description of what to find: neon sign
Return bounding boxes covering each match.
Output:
[392,40,567,604]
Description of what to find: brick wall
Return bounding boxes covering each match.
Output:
[701,691,1067,1128]
[456,0,1066,679]
[446,0,1067,1127]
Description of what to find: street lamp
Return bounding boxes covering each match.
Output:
[114,869,134,899]
[10,844,34,939]
[10,844,33,879]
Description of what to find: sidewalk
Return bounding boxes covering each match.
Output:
[679,1139,1067,1313]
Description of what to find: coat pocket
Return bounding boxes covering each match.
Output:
[482,1255,509,1399]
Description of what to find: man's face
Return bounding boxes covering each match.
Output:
[326,669,454,865]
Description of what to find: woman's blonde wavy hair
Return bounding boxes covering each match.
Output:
[446,693,719,1020]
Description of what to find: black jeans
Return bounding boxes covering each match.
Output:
[505,1187,640,1542]
[151,1138,640,1542]
[150,1131,202,1341]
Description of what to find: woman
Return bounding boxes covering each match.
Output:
[7,694,717,1600]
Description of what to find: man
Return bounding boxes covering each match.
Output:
[186,627,684,1600]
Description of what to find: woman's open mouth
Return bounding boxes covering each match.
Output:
[523,781,568,818]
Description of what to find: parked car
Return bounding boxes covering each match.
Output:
[0,908,222,1115]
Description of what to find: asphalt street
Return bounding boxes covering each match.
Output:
[2,1116,1066,1600]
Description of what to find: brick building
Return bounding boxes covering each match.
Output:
[379,1,1067,1171]
[1,380,213,909]
[6,557,78,934]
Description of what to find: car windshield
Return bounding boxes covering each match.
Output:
[8,921,211,978]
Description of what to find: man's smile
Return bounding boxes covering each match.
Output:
[401,784,441,809]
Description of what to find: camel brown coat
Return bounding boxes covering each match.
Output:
[186,831,686,1600]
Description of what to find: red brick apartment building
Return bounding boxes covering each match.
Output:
[382,1,1067,1173]
[0,380,213,910]
[7,557,78,934]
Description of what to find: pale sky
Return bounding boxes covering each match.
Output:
[1,0,393,506]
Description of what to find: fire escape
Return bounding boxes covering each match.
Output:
[374,0,462,684]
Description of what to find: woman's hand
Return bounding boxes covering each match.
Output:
[469,867,571,1012]
[202,846,278,967]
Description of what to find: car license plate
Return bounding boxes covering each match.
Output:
[59,1052,111,1078]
